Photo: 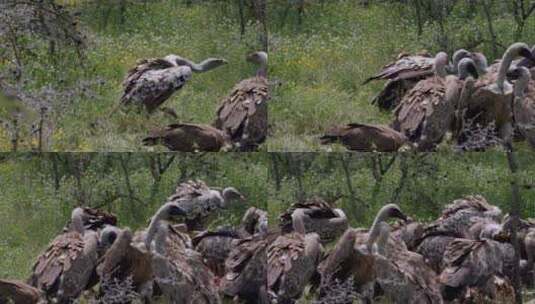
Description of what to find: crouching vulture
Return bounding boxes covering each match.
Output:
[214,51,269,151]
[320,123,408,152]
[142,123,232,152]
[0,279,44,304]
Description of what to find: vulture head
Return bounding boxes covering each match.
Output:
[470,52,488,75]
[99,225,121,249]
[507,66,531,97]
[247,51,268,65]
[433,52,450,78]
[221,187,246,206]
[450,49,471,73]
[379,204,408,222]
[70,207,86,234]
[492,42,535,94]
[458,58,479,80]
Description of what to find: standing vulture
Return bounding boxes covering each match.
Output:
[392,53,479,151]
[267,209,323,304]
[320,123,408,152]
[214,51,269,151]
[279,196,348,243]
[364,49,471,110]
[120,55,227,113]
[142,123,232,152]
[317,204,407,302]
[28,208,101,303]
[508,66,535,149]
[165,179,245,231]
[0,279,44,304]
[144,203,220,304]
[463,42,535,147]
[192,207,268,277]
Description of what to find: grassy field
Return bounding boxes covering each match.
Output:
[0,1,265,151]
[267,1,535,151]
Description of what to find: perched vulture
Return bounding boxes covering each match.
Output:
[28,208,101,303]
[0,279,44,304]
[192,207,268,277]
[267,209,323,304]
[279,196,348,243]
[165,179,245,231]
[320,123,408,152]
[120,55,227,113]
[463,42,535,147]
[214,51,269,151]
[364,49,471,110]
[392,53,479,151]
[142,123,231,152]
[317,204,407,302]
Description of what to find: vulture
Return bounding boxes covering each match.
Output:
[220,230,276,304]
[516,44,535,73]
[508,66,535,149]
[267,209,323,304]
[0,279,44,304]
[364,49,471,110]
[439,238,515,303]
[317,204,408,302]
[96,227,154,302]
[415,195,502,273]
[214,51,269,151]
[463,42,535,147]
[372,223,443,304]
[28,208,102,303]
[192,207,268,277]
[319,123,408,152]
[120,55,227,114]
[142,123,232,152]
[165,179,245,231]
[278,196,348,243]
[392,53,479,151]
[148,217,222,304]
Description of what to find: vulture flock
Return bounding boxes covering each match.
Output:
[3,185,533,304]
[321,42,535,152]
[118,51,269,152]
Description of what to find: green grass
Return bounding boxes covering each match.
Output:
[267,1,535,151]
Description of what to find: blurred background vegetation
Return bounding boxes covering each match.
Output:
[0,153,268,280]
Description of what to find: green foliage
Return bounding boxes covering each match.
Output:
[0,153,267,279]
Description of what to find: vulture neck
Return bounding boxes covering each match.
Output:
[179,58,221,73]
[514,68,530,98]
[153,223,168,256]
[366,205,394,252]
[256,57,268,78]
[375,222,390,256]
[497,45,521,92]
[292,209,306,235]
[71,208,85,234]
[145,205,169,250]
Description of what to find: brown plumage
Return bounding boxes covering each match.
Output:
[364,52,436,110]
[320,123,408,152]
[0,279,44,304]
[96,228,154,301]
[221,232,277,304]
[509,67,535,149]
[192,207,267,277]
[166,179,245,232]
[142,123,231,152]
[440,238,514,303]
[214,51,269,151]
[279,196,348,243]
[120,55,226,113]
[267,210,323,304]
[463,43,535,146]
